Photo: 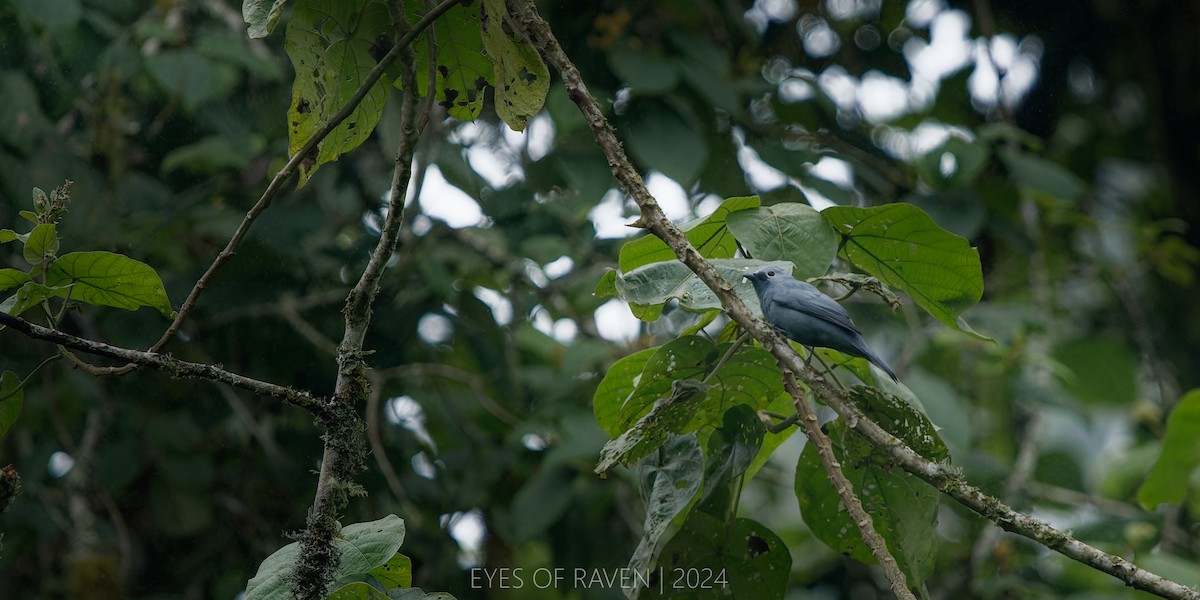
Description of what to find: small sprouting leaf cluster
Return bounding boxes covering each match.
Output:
[593,196,987,596]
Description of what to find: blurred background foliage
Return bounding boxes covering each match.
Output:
[1,0,1199,598]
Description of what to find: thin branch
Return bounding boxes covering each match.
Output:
[0,312,332,417]
[505,3,1200,598]
[148,0,465,355]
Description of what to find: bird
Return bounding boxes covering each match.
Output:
[743,266,898,382]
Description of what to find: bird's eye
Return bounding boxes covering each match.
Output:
[767,271,775,277]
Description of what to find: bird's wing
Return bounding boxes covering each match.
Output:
[770,280,862,335]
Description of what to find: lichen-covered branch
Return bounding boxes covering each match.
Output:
[0,311,332,417]
[290,5,428,597]
[504,2,1200,599]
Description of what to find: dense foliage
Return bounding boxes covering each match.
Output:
[2,0,1199,598]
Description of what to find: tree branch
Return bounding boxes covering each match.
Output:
[0,311,332,418]
[504,2,1200,599]
[291,3,430,595]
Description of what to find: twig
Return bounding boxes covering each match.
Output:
[0,312,332,417]
[505,2,1200,598]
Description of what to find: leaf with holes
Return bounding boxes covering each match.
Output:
[407,0,492,121]
[285,0,392,186]
[824,204,988,340]
[481,0,548,131]
[45,252,174,318]
[612,258,790,321]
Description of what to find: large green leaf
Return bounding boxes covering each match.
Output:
[247,514,406,600]
[285,0,391,186]
[368,553,412,590]
[242,0,292,39]
[686,344,783,432]
[612,258,790,321]
[614,336,719,434]
[596,379,708,473]
[795,388,947,585]
[823,203,988,340]
[46,252,174,318]
[1138,389,1200,508]
[696,405,764,512]
[407,0,491,121]
[725,202,837,278]
[0,371,23,439]
[645,513,789,600]
[629,435,704,590]
[619,196,760,273]
[480,0,548,131]
[593,347,658,437]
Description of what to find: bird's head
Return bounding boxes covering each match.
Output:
[743,266,786,293]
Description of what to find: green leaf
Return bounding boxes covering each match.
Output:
[629,435,704,583]
[725,202,838,279]
[481,0,549,131]
[999,148,1085,203]
[646,513,789,600]
[18,211,39,224]
[368,553,412,590]
[247,515,406,600]
[1138,389,1200,508]
[795,388,947,584]
[823,203,989,340]
[0,269,31,293]
[615,337,719,434]
[407,0,491,121]
[596,380,709,473]
[686,344,784,433]
[0,371,24,439]
[330,582,390,600]
[0,229,23,244]
[619,196,760,273]
[286,0,391,186]
[593,347,658,437]
[22,223,57,265]
[243,0,292,39]
[1,282,69,317]
[45,251,175,318]
[1053,336,1137,405]
[612,258,790,321]
[696,405,764,511]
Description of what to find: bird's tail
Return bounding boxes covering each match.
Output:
[865,350,899,382]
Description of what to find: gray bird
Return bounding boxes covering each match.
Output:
[744,266,898,382]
